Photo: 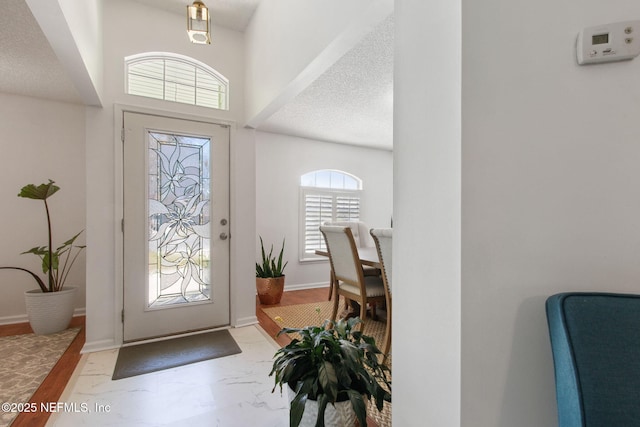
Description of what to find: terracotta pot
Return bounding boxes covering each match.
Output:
[256,276,285,305]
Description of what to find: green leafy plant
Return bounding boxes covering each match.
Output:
[270,317,391,427]
[256,236,288,278]
[0,180,85,292]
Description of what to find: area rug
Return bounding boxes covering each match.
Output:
[261,300,392,427]
[261,300,389,354]
[112,329,241,380]
[0,327,80,427]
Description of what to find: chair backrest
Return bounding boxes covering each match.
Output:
[319,225,363,287]
[370,228,392,293]
[546,292,640,427]
[323,221,373,248]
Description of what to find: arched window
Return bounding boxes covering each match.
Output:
[125,52,229,110]
[299,170,363,261]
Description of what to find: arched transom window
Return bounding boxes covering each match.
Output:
[125,52,229,110]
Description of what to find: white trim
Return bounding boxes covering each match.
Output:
[234,316,259,328]
[0,308,86,326]
[0,314,28,326]
[81,339,119,354]
[114,103,236,348]
[284,282,330,292]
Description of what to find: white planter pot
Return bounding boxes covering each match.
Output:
[288,386,361,427]
[24,287,77,335]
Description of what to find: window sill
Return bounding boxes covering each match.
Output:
[298,257,330,264]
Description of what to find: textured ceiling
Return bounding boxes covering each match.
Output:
[0,0,392,150]
[256,15,394,151]
[0,0,82,104]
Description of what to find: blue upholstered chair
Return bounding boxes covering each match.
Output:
[545,292,640,427]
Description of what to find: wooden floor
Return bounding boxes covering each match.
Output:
[256,286,328,347]
[1,287,378,427]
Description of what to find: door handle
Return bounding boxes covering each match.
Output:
[219,232,228,240]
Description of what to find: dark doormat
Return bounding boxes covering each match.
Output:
[112,329,241,380]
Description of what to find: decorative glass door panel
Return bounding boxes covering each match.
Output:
[148,132,211,308]
[123,111,229,342]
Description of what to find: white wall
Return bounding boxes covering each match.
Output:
[84,0,254,350]
[394,1,461,425]
[396,0,640,424]
[26,0,103,105]
[57,0,103,103]
[255,132,392,289]
[461,0,640,426]
[0,92,86,322]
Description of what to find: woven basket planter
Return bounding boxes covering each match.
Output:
[24,287,77,335]
[256,276,285,305]
[287,385,362,427]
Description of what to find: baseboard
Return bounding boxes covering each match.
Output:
[0,314,28,326]
[82,338,120,354]
[284,282,330,292]
[234,315,258,327]
[0,308,86,326]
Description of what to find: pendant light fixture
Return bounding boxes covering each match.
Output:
[187,1,211,44]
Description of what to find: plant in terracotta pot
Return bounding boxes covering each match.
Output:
[270,317,391,427]
[0,180,85,334]
[255,236,288,305]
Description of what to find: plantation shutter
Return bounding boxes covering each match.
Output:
[304,193,333,254]
[302,190,360,257]
[298,170,362,261]
[336,195,360,221]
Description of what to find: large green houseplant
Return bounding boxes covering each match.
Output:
[255,236,288,304]
[0,180,85,334]
[270,317,391,427]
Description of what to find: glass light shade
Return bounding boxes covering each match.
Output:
[187,1,211,44]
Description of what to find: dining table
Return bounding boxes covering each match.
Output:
[314,247,381,268]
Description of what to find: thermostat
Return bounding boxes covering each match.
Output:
[577,20,640,65]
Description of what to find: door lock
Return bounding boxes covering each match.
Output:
[219,232,228,240]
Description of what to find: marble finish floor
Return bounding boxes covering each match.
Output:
[47,325,289,427]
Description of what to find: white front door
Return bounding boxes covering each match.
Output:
[122,112,230,342]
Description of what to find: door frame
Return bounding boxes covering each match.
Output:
[114,104,236,346]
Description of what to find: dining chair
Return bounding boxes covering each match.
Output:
[370,228,392,362]
[319,225,386,328]
[323,221,380,301]
[546,292,640,427]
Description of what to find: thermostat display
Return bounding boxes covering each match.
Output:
[577,20,640,64]
[592,33,609,45]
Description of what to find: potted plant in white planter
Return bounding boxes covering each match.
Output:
[270,317,391,427]
[0,180,85,334]
[256,236,288,305]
